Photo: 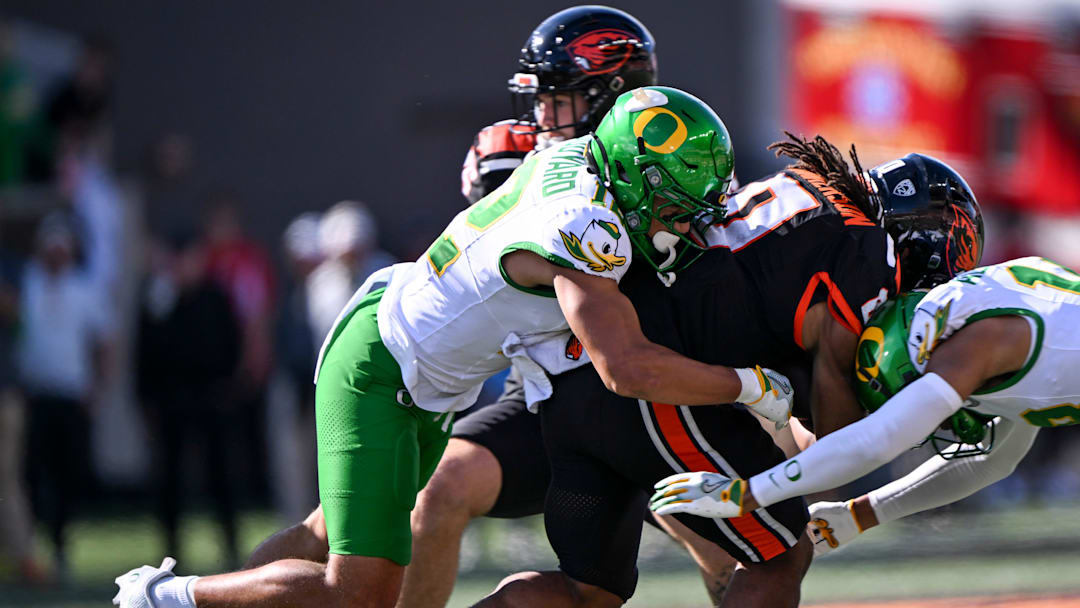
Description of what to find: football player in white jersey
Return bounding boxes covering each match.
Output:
[230,10,749,606]
[113,85,797,608]
[650,257,1080,559]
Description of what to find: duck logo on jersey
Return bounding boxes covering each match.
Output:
[911,301,952,366]
[565,29,637,75]
[559,219,627,272]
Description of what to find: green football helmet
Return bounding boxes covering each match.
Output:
[854,291,995,459]
[588,86,733,276]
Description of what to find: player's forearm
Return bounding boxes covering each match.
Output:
[596,342,743,405]
[746,373,963,508]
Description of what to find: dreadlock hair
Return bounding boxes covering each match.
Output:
[767,131,882,224]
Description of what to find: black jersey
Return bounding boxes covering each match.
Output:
[624,168,900,368]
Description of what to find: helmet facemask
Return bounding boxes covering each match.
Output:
[925,409,996,460]
[593,136,727,278]
[510,6,658,140]
[509,73,628,142]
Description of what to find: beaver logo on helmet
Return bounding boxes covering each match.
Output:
[948,207,980,274]
[565,29,636,75]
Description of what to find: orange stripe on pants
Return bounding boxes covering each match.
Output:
[651,403,787,561]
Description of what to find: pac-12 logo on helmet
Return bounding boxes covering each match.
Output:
[565,29,636,75]
[892,179,916,197]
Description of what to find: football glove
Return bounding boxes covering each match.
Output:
[650,471,747,519]
[807,500,862,557]
[737,366,794,430]
[113,557,177,608]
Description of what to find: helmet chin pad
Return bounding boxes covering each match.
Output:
[652,230,680,269]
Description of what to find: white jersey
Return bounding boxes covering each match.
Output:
[909,256,1080,428]
[377,136,630,413]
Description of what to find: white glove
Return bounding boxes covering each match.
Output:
[807,500,862,557]
[736,366,794,430]
[650,471,747,519]
[113,557,177,608]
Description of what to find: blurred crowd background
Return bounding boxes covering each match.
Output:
[0,0,1079,594]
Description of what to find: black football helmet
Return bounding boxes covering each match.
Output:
[867,154,984,291]
[509,5,658,138]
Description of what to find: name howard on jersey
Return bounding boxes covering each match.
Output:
[542,139,590,196]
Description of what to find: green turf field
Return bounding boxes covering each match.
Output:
[3,501,1080,607]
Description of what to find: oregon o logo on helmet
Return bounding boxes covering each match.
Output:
[855,326,885,383]
[632,107,688,154]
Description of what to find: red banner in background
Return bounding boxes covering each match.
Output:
[787,6,1080,214]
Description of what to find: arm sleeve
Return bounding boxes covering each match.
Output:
[749,373,964,507]
[868,418,1039,524]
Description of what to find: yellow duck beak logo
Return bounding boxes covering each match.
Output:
[560,220,627,273]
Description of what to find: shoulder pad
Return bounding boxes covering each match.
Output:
[472,120,538,158]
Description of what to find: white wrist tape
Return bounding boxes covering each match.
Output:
[735,367,763,404]
[151,575,200,608]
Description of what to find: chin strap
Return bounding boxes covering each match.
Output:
[653,231,679,287]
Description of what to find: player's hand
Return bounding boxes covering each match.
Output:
[650,472,747,519]
[738,366,794,430]
[113,557,177,607]
[807,501,861,557]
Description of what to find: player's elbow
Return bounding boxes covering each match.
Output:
[594,353,657,399]
[979,451,1023,487]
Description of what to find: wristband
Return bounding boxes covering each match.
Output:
[735,366,764,404]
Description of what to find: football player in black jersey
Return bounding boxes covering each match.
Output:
[472,135,983,607]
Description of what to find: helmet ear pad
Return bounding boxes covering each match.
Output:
[869,153,983,291]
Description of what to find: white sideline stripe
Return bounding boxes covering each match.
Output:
[638,400,759,563]
[638,400,683,472]
[679,406,800,547]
